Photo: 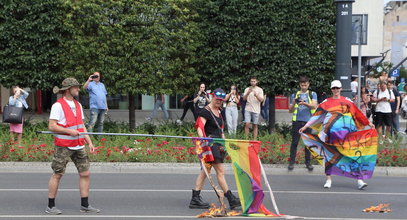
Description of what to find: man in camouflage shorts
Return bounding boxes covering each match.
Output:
[46,78,100,215]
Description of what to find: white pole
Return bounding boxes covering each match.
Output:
[258,157,280,215]
[357,17,363,109]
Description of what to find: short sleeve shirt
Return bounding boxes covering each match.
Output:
[50,99,85,150]
[244,86,264,114]
[87,81,108,109]
[374,89,395,113]
[194,93,208,109]
[391,88,400,112]
[290,91,318,122]
[199,108,223,138]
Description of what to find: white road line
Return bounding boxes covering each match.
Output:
[0,189,406,196]
[0,215,289,219]
[0,215,402,220]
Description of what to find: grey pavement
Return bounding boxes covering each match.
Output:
[0,162,407,177]
[0,171,406,219]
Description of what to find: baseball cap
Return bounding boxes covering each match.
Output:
[213,88,226,100]
[330,80,342,89]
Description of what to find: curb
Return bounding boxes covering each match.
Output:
[0,162,406,176]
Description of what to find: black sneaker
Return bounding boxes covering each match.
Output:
[287,164,294,171]
[306,164,314,171]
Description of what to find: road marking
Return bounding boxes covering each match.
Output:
[0,215,288,219]
[0,189,406,196]
[0,215,403,220]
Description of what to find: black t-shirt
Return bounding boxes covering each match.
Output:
[194,93,208,109]
[186,95,194,103]
[199,107,223,138]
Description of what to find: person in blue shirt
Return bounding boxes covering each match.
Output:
[83,72,108,132]
[8,86,29,144]
[288,76,318,171]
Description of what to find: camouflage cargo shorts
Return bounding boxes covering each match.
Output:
[51,146,90,174]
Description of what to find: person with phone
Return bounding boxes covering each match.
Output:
[224,85,240,135]
[243,76,264,140]
[8,86,29,145]
[193,83,210,119]
[83,72,108,132]
[287,76,317,171]
[372,80,395,143]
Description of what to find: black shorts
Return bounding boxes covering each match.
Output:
[375,112,392,127]
[210,142,226,164]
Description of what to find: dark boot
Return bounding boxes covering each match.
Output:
[306,163,314,171]
[189,190,210,209]
[225,190,241,210]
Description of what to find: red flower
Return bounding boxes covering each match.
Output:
[39,144,47,148]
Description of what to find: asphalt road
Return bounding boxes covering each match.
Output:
[0,172,406,220]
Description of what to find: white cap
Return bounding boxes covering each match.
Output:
[330,80,342,88]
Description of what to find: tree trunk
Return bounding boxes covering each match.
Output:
[268,94,276,134]
[128,93,136,131]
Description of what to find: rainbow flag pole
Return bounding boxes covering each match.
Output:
[259,158,280,215]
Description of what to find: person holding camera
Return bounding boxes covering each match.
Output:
[287,76,317,171]
[83,72,108,132]
[193,83,210,119]
[224,85,240,135]
[243,76,264,140]
[8,86,29,145]
[372,80,395,144]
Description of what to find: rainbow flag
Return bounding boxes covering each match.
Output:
[206,138,278,217]
[301,96,378,179]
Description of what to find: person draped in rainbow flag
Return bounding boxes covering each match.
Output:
[300,80,378,190]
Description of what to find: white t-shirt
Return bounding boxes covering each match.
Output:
[50,99,85,150]
[374,89,395,113]
[351,81,358,93]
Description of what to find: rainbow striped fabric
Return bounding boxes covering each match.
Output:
[301,96,378,179]
[198,138,278,217]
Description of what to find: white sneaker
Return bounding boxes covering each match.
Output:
[379,139,384,145]
[323,180,332,189]
[387,138,393,144]
[357,180,368,190]
[176,119,183,125]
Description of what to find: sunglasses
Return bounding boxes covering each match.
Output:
[214,91,226,98]
[331,87,341,90]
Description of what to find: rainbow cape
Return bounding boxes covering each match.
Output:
[194,138,279,217]
[301,96,378,179]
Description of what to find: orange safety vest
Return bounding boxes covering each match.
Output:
[53,98,85,147]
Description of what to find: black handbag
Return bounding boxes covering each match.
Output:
[3,105,24,124]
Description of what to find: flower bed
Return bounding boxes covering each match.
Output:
[0,121,406,166]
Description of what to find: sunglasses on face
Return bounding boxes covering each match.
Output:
[331,87,341,90]
[215,91,226,98]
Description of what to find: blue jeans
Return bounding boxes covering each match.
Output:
[88,108,106,132]
[149,100,169,120]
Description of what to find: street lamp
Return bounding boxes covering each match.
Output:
[355,17,363,109]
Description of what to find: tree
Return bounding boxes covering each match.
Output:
[0,0,68,89]
[194,0,336,132]
[63,0,201,130]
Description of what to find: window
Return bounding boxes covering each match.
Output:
[351,14,368,45]
[169,94,183,109]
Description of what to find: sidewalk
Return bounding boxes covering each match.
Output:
[0,162,406,176]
